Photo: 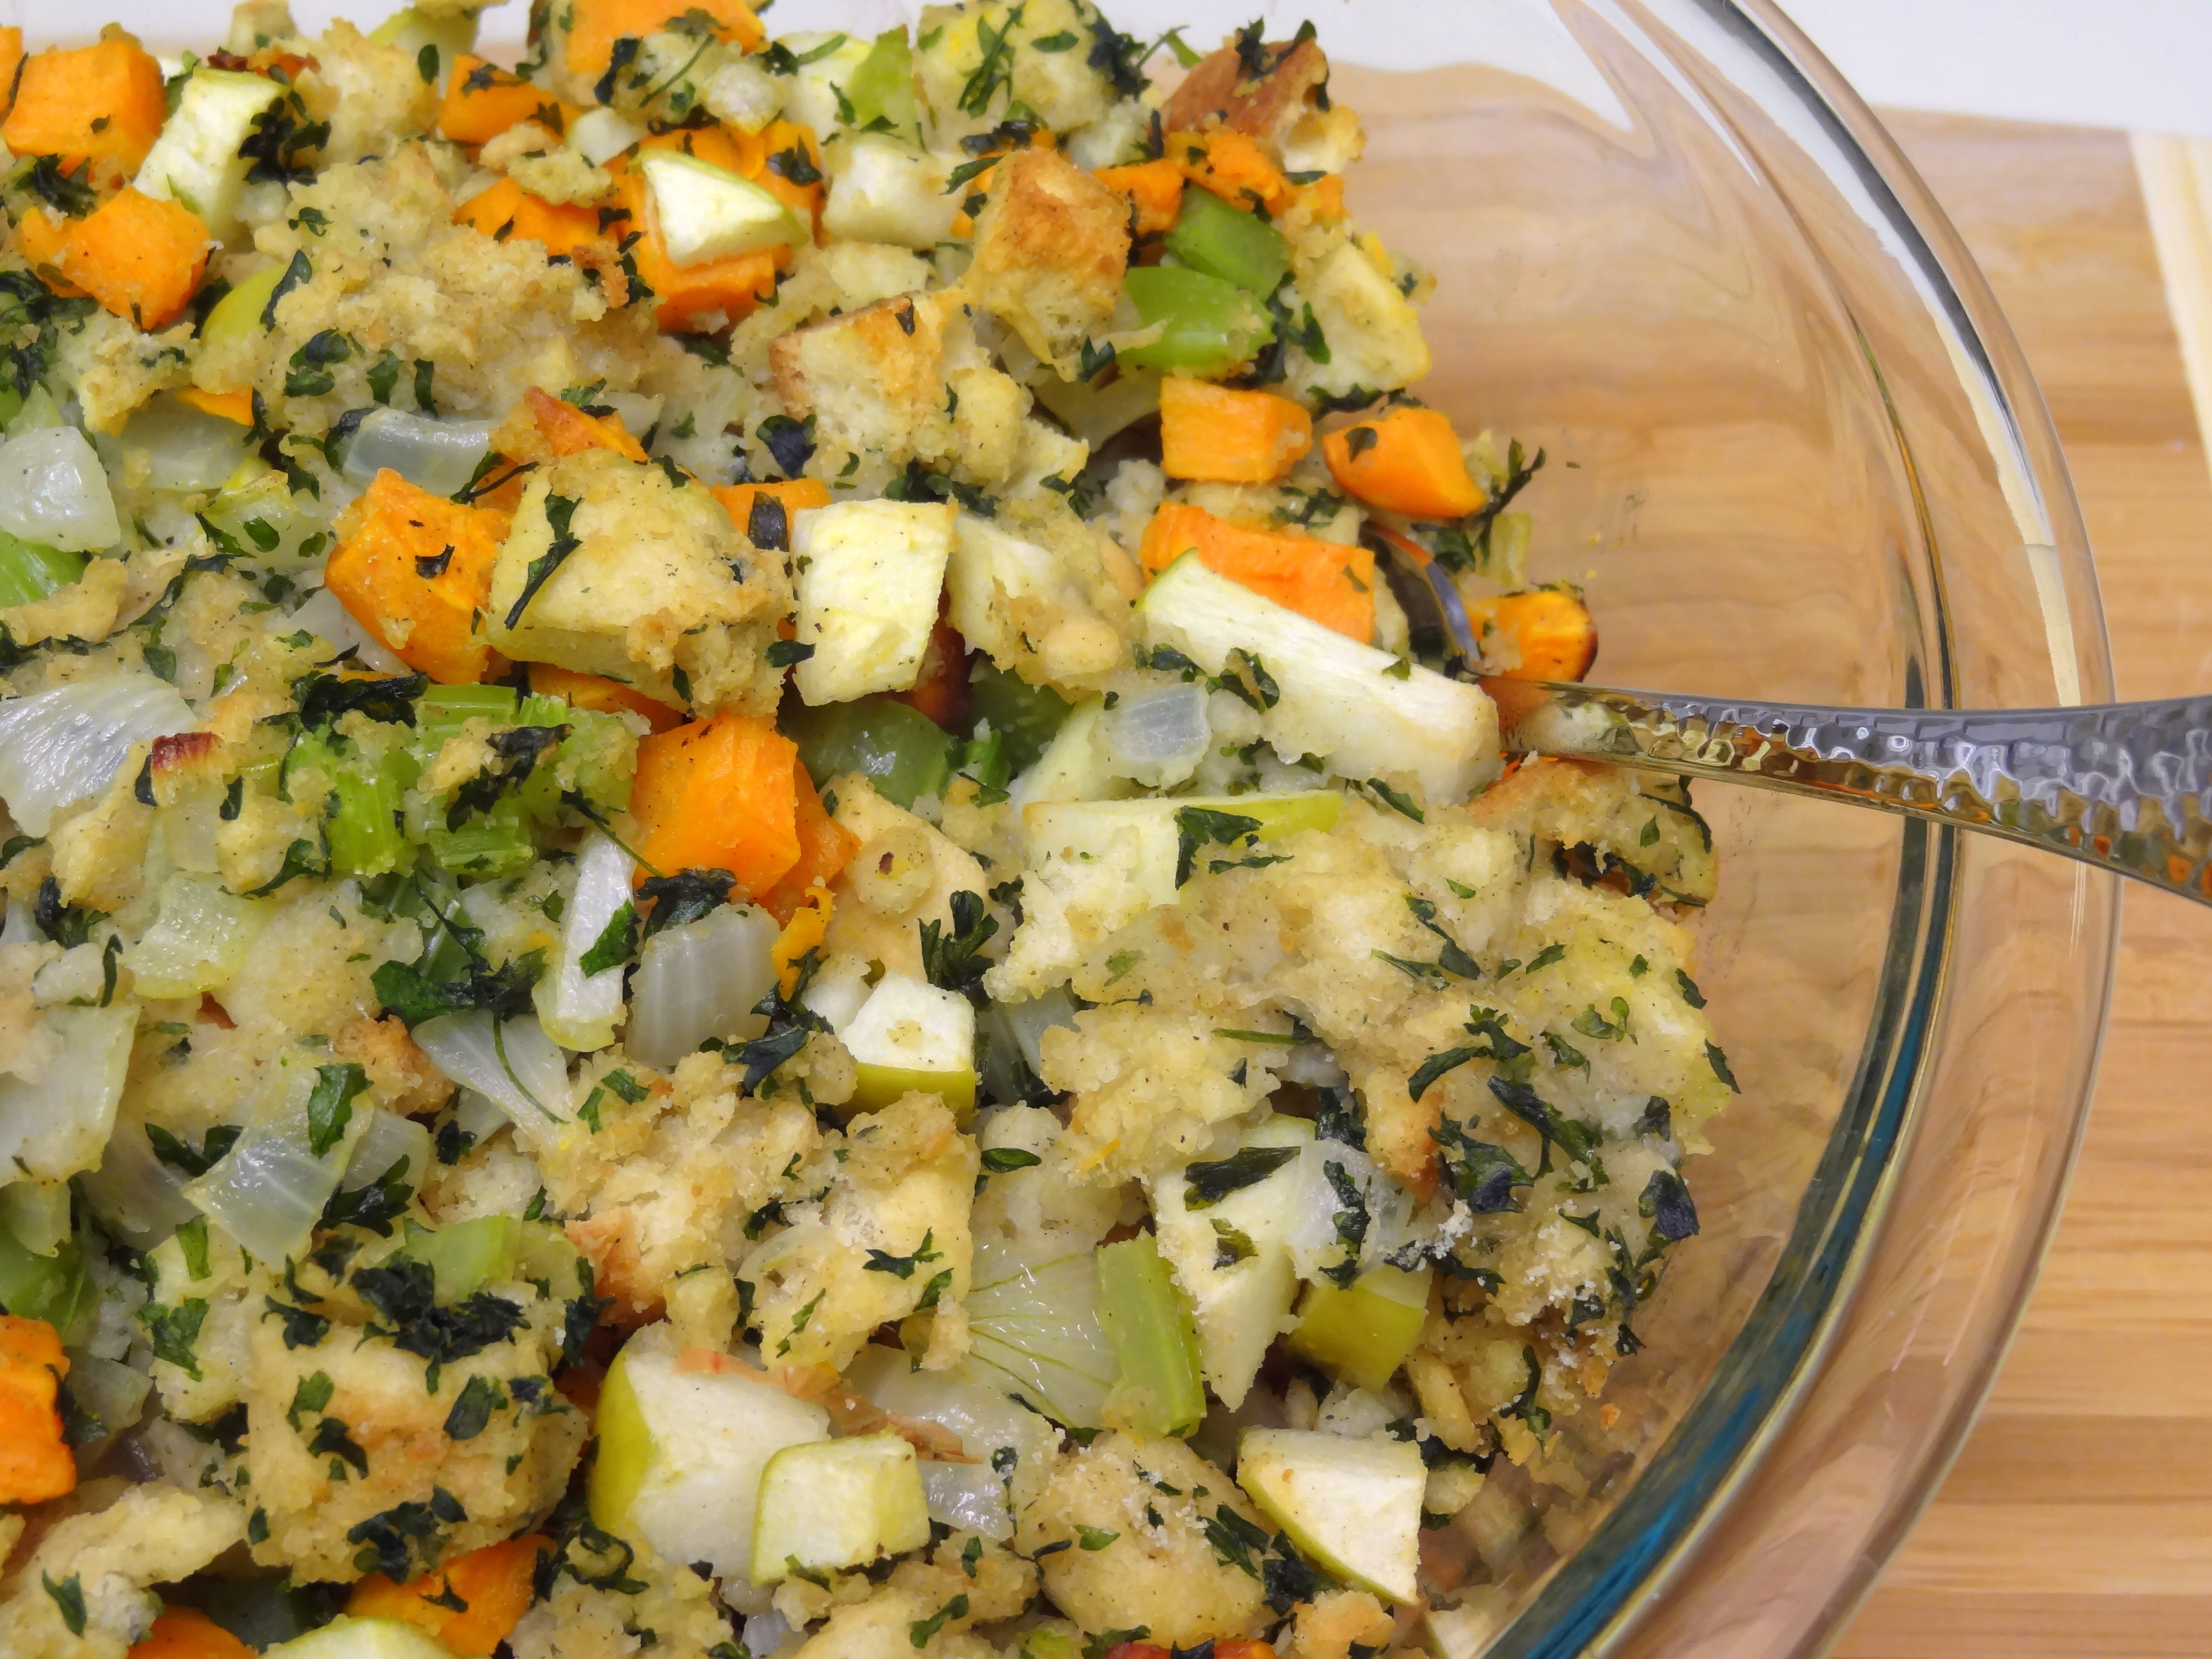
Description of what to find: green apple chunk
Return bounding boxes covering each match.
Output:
[1284,1264,1432,1393]
[1236,1427,1426,1604]
[589,1326,831,1579]
[1144,1116,1313,1409]
[749,1431,933,1583]
[842,971,977,1121]
[266,1617,455,1658]
[1139,552,1501,802]
[638,149,808,265]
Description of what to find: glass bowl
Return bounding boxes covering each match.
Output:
[115,0,2119,1653]
[1262,2,2118,1654]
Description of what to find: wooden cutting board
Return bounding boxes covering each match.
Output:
[1832,113,2212,1659]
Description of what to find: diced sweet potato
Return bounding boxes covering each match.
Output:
[346,1535,552,1657]
[754,764,860,925]
[440,56,562,147]
[324,470,511,685]
[564,0,765,78]
[0,1313,74,1505]
[454,176,609,261]
[528,663,685,733]
[628,714,802,897]
[55,187,211,332]
[2,33,167,182]
[1159,378,1312,483]
[1466,585,1598,682]
[1095,157,1184,238]
[1322,405,1485,519]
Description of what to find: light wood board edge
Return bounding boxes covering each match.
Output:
[2133,132,2212,481]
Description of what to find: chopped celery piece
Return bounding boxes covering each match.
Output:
[967,659,1073,774]
[1284,1264,1430,1393]
[1165,187,1290,297]
[844,28,918,134]
[1096,1234,1205,1438]
[556,707,637,817]
[784,695,956,808]
[416,683,521,746]
[1119,266,1273,374]
[426,796,535,877]
[847,1062,977,1122]
[0,1225,96,1343]
[326,753,410,877]
[0,532,84,607]
[401,1215,518,1301]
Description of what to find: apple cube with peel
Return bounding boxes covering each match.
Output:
[790,500,958,703]
[1138,552,1501,803]
[1284,1264,1432,1393]
[840,970,977,1119]
[749,1432,933,1583]
[133,70,287,237]
[638,149,808,266]
[1236,1427,1426,1604]
[265,1617,455,1659]
[588,1327,831,1580]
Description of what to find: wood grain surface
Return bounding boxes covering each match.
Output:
[1832,113,2212,1658]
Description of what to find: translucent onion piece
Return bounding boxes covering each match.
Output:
[120,395,252,492]
[64,1352,150,1443]
[567,105,646,165]
[0,426,121,550]
[128,873,273,999]
[414,1010,572,1128]
[846,1344,1058,1536]
[1100,682,1211,787]
[955,1243,1116,1430]
[338,408,496,498]
[0,1005,134,1182]
[0,672,195,835]
[534,832,632,1052]
[183,1074,368,1264]
[340,1108,433,1191]
[1281,1137,1418,1281]
[1003,988,1079,1077]
[452,1087,511,1144]
[627,905,777,1067]
[283,587,410,674]
[78,1115,201,1249]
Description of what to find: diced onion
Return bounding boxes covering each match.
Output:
[128,873,272,999]
[65,1353,150,1443]
[846,1344,1058,1537]
[79,1115,201,1249]
[568,106,646,165]
[341,1108,434,1191]
[1101,683,1210,786]
[283,587,411,674]
[627,906,777,1067]
[338,407,496,499]
[0,1006,135,1183]
[1003,989,1079,1077]
[0,426,121,551]
[534,832,632,1052]
[414,1010,573,1128]
[183,1073,368,1263]
[1282,1137,1419,1281]
[0,672,195,836]
[120,395,253,492]
[956,1243,1116,1429]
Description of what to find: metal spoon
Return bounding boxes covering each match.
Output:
[1392,556,2212,908]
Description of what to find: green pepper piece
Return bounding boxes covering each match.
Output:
[785,695,956,808]
[966,659,1073,774]
[1118,266,1274,374]
[0,531,84,608]
[1165,186,1290,297]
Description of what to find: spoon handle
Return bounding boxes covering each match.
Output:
[1480,678,2212,907]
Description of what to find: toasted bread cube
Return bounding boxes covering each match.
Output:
[485,449,791,716]
[964,146,1130,379]
[1288,240,1431,402]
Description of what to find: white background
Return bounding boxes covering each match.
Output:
[13,0,2212,138]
